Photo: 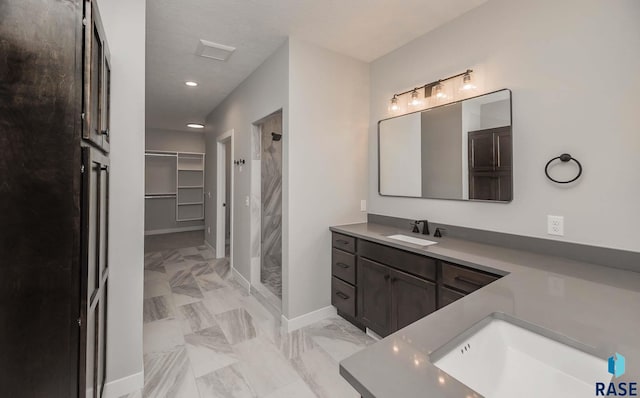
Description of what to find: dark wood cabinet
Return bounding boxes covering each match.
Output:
[83,0,111,153]
[330,232,502,338]
[1,0,110,396]
[357,258,392,336]
[468,126,512,201]
[391,269,436,331]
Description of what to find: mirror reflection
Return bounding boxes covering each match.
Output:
[379,89,512,202]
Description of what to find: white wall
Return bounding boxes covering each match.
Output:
[146,128,205,152]
[287,38,369,319]
[204,41,289,284]
[99,0,146,395]
[369,0,640,252]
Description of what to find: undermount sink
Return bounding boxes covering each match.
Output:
[386,234,437,246]
[431,314,610,398]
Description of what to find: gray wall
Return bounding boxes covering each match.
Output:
[421,102,463,199]
[146,128,205,152]
[99,0,146,394]
[369,0,640,252]
[204,40,289,287]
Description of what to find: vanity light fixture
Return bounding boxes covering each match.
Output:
[460,70,476,91]
[389,95,399,112]
[388,69,474,113]
[432,81,446,99]
[185,81,198,87]
[187,123,205,129]
[409,89,423,107]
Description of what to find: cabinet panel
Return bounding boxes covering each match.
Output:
[357,257,391,337]
[440,287,465,308]
[442,262,499,294]
[331,277,356,318]
[332,248,356,285]
[83,0,110,152]
[358,240,436,282]
[468,131,494,171]
[332,233,356,253]
[391,269,436,331]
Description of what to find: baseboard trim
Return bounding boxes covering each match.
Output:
[204,239,216,253]
[144,225,204,236]
[281,305,337,333]
[231,267,251,294]
[103,371,144,398]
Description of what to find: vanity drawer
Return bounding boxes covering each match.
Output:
[358,240,436,282]
[439,286,466,308]
[332,233,356,253]
[442,262,499,294]
[332,277,356,318]
[332,248,356,284]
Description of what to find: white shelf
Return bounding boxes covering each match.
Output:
[145,193,177,199]
[176,217,205,222]
[178,185,204,189]
[177,201,203,206]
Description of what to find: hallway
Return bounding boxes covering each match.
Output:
[128,238,374,397]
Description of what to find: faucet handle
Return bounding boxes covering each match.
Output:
[410,221,420,233]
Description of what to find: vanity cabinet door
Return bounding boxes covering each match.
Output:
[357,257,392,337]
[391,269,436,331]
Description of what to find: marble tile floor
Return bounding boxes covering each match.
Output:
[124,244,375,398]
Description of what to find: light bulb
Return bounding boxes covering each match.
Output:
[185,81,198,87]
[187,123,205,129]
[409,89,422,107]
[389,96,399,112]
[460,71,476,91]
[432,83,446,100]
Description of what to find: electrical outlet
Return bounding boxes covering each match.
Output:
[207,226,211,235]
[360,199,367,212]
[547,215,564,236]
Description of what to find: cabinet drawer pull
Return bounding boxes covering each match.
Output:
[454,275,483,288]
[335,291,350,300]
[336,262,350,268]
[336,239,349,244]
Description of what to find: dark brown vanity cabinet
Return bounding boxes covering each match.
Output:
[468,126,512,201]
[330,232,501,338]
[1,0,110,396]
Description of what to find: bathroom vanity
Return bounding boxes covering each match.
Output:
[330,221,640,398]
[331,231,501,337]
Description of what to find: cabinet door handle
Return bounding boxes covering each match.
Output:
[335,292,349,300]
[101,129,110,137]
[336,239,349,244]
[454,276,483,288]
[336,262,349,269]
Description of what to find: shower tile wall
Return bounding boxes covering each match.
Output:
[261,113,282,298]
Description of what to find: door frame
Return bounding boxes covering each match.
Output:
[216,129,234,263]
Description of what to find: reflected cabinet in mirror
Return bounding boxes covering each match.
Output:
[379,89,512,202]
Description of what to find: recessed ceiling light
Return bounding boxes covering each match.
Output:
[187,123,205,129]
[185,81,198,87]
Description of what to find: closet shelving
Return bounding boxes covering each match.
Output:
[145,150,205,222]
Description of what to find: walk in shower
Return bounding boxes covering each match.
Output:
[252,111,283,304]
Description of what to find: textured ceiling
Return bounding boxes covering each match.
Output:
[145,0,488,132]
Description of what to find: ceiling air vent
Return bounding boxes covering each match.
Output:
[196,39,236,61]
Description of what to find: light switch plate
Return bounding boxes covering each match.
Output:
[360,200,367,212]
[547,215,564,236]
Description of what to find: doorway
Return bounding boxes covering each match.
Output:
[253,111,283,306]
[216,130,234,260]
